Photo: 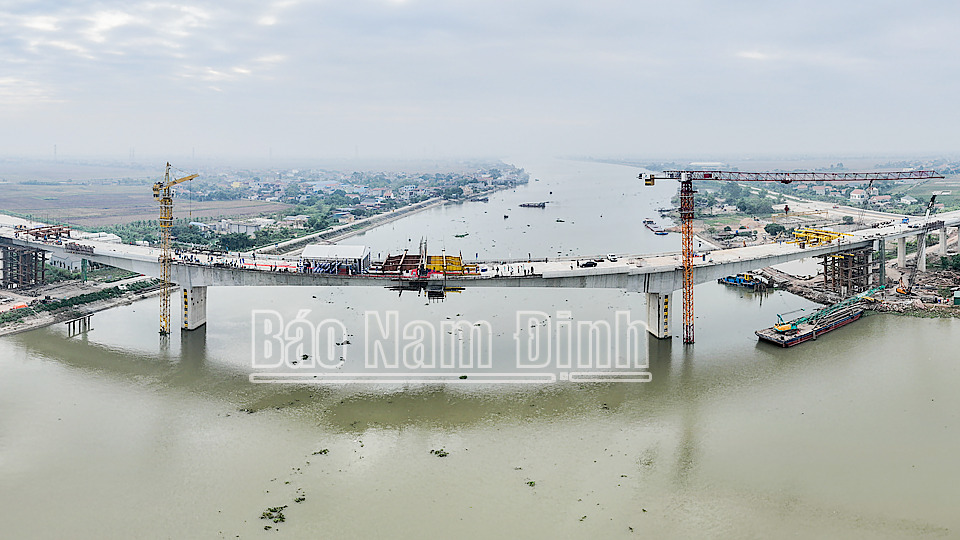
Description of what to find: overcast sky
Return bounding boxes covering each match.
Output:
[2,0,959,162]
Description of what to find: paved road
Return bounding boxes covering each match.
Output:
[3,208,958,288]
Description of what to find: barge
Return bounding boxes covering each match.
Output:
[643,218,669,235]
[755,305,863,347]
[756,286,883,347]
[718,272,768,291]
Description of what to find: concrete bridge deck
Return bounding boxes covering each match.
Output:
[2,210,958,337]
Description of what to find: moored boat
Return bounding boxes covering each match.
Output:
[755,286,883,347]
[644,219,668,235]
[718,272,768,290]
[755,305,864,347]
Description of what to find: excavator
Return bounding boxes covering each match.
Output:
[896,191,949,295]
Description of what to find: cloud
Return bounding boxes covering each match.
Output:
[1,0,960,158]
[83,10,140,43]
[0,77,63,107]
[21,15,61,32]
[737,51,774,61]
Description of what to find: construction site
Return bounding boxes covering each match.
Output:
[718,207,960,316]
[643,170,960,342]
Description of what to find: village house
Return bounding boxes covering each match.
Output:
[281,215,310,229]
[331,211,355,224]
[217,218,275,237]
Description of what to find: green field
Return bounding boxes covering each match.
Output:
[891,177,960,209]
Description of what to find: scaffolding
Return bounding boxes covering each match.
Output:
[819,247,878,296]
[0,240,46,289]
[787,227,851,247]
[20,225,71,241]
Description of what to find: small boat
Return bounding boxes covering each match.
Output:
[717,272,767,290]
[519,202,546,208]
[503,214,509,219]
[454,233,468,238]
[556,219,565,222]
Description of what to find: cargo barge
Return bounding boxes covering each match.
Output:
[755,305,863,347]
[643,218,669,235]
[718,272,768,291]
[755,286,882,347]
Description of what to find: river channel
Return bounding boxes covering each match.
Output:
[0,159,957,538]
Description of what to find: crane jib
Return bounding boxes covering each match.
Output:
[660,170,944,182]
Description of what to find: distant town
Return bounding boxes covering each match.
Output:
[0,159,530,254]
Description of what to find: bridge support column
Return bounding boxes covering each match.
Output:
[181,286,207,330]
[645,292,671,339]
[876,239,886,286]
[917,233,927,272]
[940,228,948,256]
[898,237,906,268]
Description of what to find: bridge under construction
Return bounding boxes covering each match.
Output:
[3,206,958,343]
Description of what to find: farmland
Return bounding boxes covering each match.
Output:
[0,183,289,227]
[891,177,960,208]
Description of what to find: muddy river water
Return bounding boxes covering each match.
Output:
[1,159,957,538]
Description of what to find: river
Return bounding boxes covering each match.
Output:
[1,158,957,538]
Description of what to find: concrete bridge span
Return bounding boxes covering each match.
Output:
[2,209,958,338]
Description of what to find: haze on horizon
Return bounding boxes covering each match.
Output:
[2,0,959,163]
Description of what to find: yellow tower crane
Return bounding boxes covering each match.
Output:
[152,162,198,335]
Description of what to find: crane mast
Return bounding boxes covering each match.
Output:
[897,191,949,295]
[641,169,944,344]
[152,162,198,335]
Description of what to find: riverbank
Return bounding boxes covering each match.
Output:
[0,278,163,337]
[258,188,510,256]
[758,265,960,318]
[252,197,446,256]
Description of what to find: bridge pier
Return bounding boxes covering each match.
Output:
[898,237,906,268]
[917,232,927,272]
[181,286,207,330]
[940,228,949,256]
[876,239,886,285]
[645,292,671,339]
